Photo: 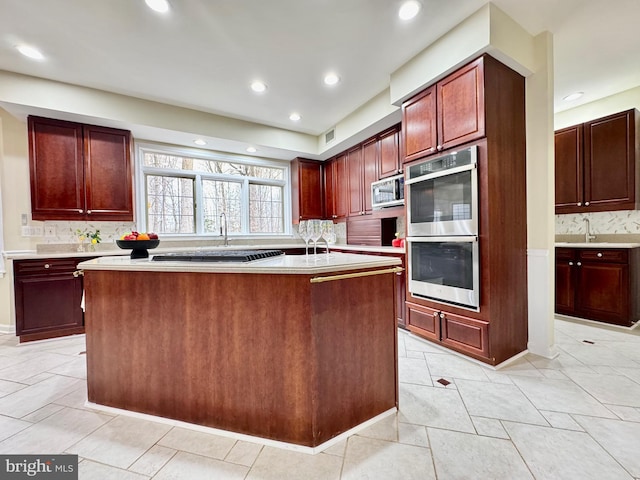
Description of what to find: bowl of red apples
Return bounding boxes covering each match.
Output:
[116,232,160,259]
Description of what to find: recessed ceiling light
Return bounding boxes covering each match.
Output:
[251,81,267,93]
[246,147,257,153]
[16,45,44,60]
[563,92,584,102]
[289,113,301,122]
[324,73,340,86]
[399,0,421,20]
[193,139,207,146]
[145,0,170,13]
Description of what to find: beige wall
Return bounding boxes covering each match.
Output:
[0,108,32,331]
[555,85,640,130]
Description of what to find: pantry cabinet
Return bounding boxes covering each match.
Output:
[14,257,92,342]
[291,158,324,223]
[555,109,638,214]
[28,116,133,221]
[402,56,485,163]
[555,247,640,327]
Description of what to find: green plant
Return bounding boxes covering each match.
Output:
[76,228,101,244]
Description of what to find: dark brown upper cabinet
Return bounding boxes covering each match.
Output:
[402,56,485,162]
[555,109,638,214]
[28,116,133,221]
[291,157,324,223]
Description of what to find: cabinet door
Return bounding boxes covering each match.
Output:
[440,311,489,359]
[402,85,437,162]
[437,57,485,151]
[14,257,91,342]
[379,127,400,178]
[362,138,378,214]
[84,125,134,221]
[334,153,348,219]
[555,249,576,315]
[406,302,439,341]
[575,249,630,325]
[347,146,364,216]
[584,109,635,211]
[291,158,324,223]
[555,125,583,213]
[324,158,336,219]
[28,117,85,220]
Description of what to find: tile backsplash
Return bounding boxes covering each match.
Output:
[556,210,640,235]
[41,221,136,244]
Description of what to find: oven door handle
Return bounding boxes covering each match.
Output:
[405,162,476,185]
[407,236,478,243]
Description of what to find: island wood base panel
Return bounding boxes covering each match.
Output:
[84,269,398,447]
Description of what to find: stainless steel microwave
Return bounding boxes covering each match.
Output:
[371,174,405,209]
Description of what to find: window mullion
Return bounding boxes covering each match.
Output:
[242,178,250,234]
[195,174,204,234]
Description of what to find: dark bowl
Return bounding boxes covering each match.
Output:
[116,239,160,259]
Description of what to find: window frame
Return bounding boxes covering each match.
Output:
[135,142,292,238]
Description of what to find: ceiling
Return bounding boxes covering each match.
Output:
[1,0,639,157]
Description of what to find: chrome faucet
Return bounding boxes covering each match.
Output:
[584,217,596,243]
[220,212,229,246]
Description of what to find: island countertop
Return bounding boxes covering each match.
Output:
[78,251,401,275]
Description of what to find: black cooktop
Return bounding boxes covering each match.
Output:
[151,249,284,263]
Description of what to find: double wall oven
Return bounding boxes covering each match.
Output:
[406,145,480,309]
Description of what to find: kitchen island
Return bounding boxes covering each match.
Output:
[78,252,401,450]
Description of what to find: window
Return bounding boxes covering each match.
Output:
[137,144,290,236]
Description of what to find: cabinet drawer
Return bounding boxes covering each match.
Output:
[555,248,576,262]
[579,249,627,263]
[406,302,439,340]
[441,312,489,358]
[14,258,80,275]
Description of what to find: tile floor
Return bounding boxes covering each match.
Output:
[0,319,639,479]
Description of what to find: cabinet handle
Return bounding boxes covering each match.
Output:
[597,252,603,258]
[577,262,582,266]
[568,261,574,266]
[439,313,445,319]
[585,202,590,206]
[44,263,50,269]
[78,209,83,213]
[73,270,84,277]
[433,312,438,317]
[577,202,582,207]
[87,210,92,214]
[437,145,443,151]
[429,147,436,152]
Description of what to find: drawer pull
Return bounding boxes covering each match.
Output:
[87,210,92,214]
[577,202,582,206]
[78,209,83,213]
[569,261,574,266]
[44,264,50,269]
[597,252,603,258]
[577,262,582,266]
[73,270,84,277]
[585,202,590,206]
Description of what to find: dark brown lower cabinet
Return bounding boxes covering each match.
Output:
[555,247,640,327]
[406,302,489,358]
[14,257,90,342]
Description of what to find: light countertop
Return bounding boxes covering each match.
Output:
[78,252,402,275]
[555,242,640,248]
[4,243,404,260]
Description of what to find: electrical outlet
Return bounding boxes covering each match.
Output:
[44,225,56,237]
[21,226,44,237]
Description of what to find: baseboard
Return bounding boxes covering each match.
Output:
[0,324,16,335]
